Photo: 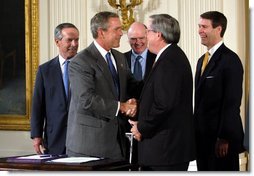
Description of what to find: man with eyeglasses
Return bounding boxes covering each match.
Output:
[124,22,156,165]
[129,14,195,171]
[125,22,156,82]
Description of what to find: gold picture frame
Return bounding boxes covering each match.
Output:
[0,0,39,130]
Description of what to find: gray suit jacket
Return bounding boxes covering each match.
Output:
[66,42,140,159]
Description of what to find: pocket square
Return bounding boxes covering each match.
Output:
[206,76,214,79]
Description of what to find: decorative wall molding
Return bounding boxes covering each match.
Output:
[47,0,87,60]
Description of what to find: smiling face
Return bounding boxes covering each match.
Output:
[98,17,123,51]
[145,18,161,54]
[198,18,222,50]
[55,27,79,59]
[127,22,148,55]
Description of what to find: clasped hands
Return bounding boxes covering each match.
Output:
[120,98,137,118]
[120,98,142,141]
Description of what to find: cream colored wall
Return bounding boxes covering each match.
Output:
[0,0,247,161]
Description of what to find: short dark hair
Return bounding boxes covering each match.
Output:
[90,11,119,39]
[54,23,79,40]
[200,11,227,37]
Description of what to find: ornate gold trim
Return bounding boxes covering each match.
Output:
[0,0,39,130]
[108,0,143,31]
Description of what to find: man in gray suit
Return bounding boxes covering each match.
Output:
[66,11,141,160]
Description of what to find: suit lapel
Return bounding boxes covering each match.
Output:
[112,50,125,99]
[49,57,68,104]
[144,51,156,80]
[196,44,225,90]
[125,50,132,69]
[196,60,215,90]
[139,46,169,100]
[89,44,119,99]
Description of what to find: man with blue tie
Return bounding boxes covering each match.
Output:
[124,22,156,82]
[66,11,141,160]
[124,22,156,165]
[30,23,79,155]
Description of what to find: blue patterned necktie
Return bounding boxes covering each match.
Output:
[134,55,142,81]
[63,60,70,98]
[105,52,120,99]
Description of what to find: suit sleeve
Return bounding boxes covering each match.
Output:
[30,67,45,138]
[217,53,244,144]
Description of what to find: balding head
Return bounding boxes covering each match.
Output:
[127,22,148,54]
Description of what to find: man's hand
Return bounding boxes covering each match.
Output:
[32,137,45,154]
[120,98,137,118]
[215,138,229,158]
[129,119,142,141]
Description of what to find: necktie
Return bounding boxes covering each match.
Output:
[63,60,70,98]
[201,52,209,76]
[105,52,120,99]
[133,55,142,80]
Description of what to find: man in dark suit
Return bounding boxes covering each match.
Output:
[124,22,156,81]
[194,11,245,171]
[124,22,156,165]
[66,11,141,160]
[129,14,195,171]
[30,23,79,155]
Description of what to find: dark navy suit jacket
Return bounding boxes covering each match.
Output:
[31,56,69,154]
[137,44,195,166]
[194,44,245,159]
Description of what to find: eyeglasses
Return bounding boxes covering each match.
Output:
[129,37,146,42]
[147,29,157,33]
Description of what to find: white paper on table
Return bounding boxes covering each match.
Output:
[17,154,53,160]
[47,157,101,163]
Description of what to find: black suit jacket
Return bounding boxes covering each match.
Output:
[124,50,156,81]
[194,43,245,157]
[137,44,195,166]
[31,56,69,154]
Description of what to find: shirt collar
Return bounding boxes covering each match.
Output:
[59,54,73,66]
[59,55,66,66]
[131,48,148,59]
[155,43,171,63]
[94,40,109,59]
[208,40,223,57]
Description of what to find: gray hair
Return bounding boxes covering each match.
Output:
[90,11,119,39]
[54,23,79,40]
[149,14,180,44]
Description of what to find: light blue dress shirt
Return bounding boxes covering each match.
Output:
[131,49,148,79]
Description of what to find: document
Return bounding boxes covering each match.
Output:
[17,154,57,160]
[47,157,101,164]
[7,154,66,163]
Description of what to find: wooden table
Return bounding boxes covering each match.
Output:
[0,155,133,171]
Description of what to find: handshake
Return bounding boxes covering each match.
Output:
[120,98,138,118]
[120,98,142,141]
